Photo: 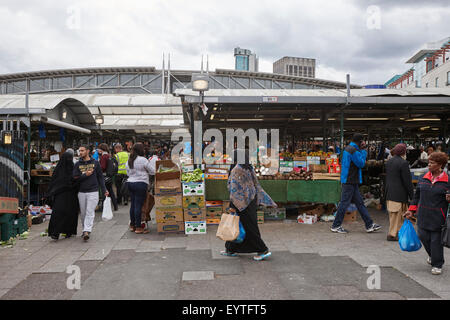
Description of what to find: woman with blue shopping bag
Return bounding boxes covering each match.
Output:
[220,149,277,261]
[404,152,450,275]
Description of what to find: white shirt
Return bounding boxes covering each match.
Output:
[126,156,155,185]
[148,155,160,173]
[420,151,428,160]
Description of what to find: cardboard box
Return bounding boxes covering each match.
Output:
[182,182,205,197]
[206,209,223,219]
[183,208,206,221]
[257,210,264,224]
[263,207,286,220]
[155,207,184,223]
[222,201,231,211]
[28,205,52,215]
[344,210,357,222]
[155,160,181,180]
[185,221,207,235]
[206,174,228,180]
[183,196,205,209]
[154,194,182,208]
[155,178,182,195]
[206,201,223,207]
[0,197,19,214]
[157,221,185,233]
[297,214,318,224]
[309,164,328,173]
[206,218,220,225]
[155,160,182,195]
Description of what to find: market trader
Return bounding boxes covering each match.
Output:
[330,133,382,234]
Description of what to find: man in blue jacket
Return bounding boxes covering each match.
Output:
[331,133,381,234]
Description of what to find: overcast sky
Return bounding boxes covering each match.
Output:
[0,0,449,85]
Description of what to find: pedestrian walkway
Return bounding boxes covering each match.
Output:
[0,206,448,300]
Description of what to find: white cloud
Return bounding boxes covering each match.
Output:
[0,0,449,85]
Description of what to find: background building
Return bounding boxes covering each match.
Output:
[273,57,316,78]
[386,37,450,89]
[234,47,258,72]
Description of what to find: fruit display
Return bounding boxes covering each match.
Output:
[181,168,204,182]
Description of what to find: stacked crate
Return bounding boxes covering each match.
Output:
[154,161,184,234]
[182,181,207,234]
[206,201,223,225]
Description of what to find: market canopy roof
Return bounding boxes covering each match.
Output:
[174,88,450,139]
[0,94,185,130]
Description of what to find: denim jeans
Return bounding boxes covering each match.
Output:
[332,183,373,229]
[128,182,148,228]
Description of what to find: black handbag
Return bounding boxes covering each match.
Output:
[442,206,450,248]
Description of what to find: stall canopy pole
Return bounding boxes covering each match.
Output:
[26,78,31,206]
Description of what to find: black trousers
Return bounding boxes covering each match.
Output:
[115,174,128,204]
[417,227,445,268]
[105,179,118,211]
[225,198,268,254]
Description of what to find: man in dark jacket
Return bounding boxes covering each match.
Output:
[385,143,414,241]
[73,145,108,241]
[331,133,381,234]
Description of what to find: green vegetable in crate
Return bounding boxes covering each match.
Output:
[182,168,204,182]
[158,165,178,173]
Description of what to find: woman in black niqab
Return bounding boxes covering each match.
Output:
[47,151,79,240]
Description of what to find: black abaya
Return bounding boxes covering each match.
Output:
[225,197,268,254]
[47,152,79,237]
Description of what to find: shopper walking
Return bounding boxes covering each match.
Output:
[126,143,154,234]
[114,143,129,205]
[47,151,79,240]
[385,143,414,241]
[98,143,118,211]
[331,133,381,234]
[73,145,108,241]
[222,149,276,261]
[405,152,450,275]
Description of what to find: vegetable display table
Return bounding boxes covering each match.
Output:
[205,179,341,204]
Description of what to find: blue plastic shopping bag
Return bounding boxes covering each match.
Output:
[398,220,422,252]
[233,221,246,244]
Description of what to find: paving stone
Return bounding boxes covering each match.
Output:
[78,244,114,261]
[0,289,8,298]
[37,250,86,273]
[135,240,163,252]
[182,271,215,281]
[112,239,142,250]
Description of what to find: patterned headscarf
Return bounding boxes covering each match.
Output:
[227,164,277,212]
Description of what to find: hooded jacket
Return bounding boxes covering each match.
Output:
[340,142,367,184]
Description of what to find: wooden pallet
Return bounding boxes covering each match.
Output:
[312,173,340,181]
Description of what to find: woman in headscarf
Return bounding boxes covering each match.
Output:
[47,151,80,240]
[222,149,277,261]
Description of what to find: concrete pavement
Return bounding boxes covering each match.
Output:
[0,205,448,300]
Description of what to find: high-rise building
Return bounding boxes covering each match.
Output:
[234,47,258,72]
[273,57,316,78]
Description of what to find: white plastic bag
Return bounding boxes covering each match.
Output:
[102,197,113,221]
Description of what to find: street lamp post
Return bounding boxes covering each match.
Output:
[191,73,209,169]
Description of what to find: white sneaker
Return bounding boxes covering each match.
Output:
[427,257,431,265]
[431,267,442,275]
